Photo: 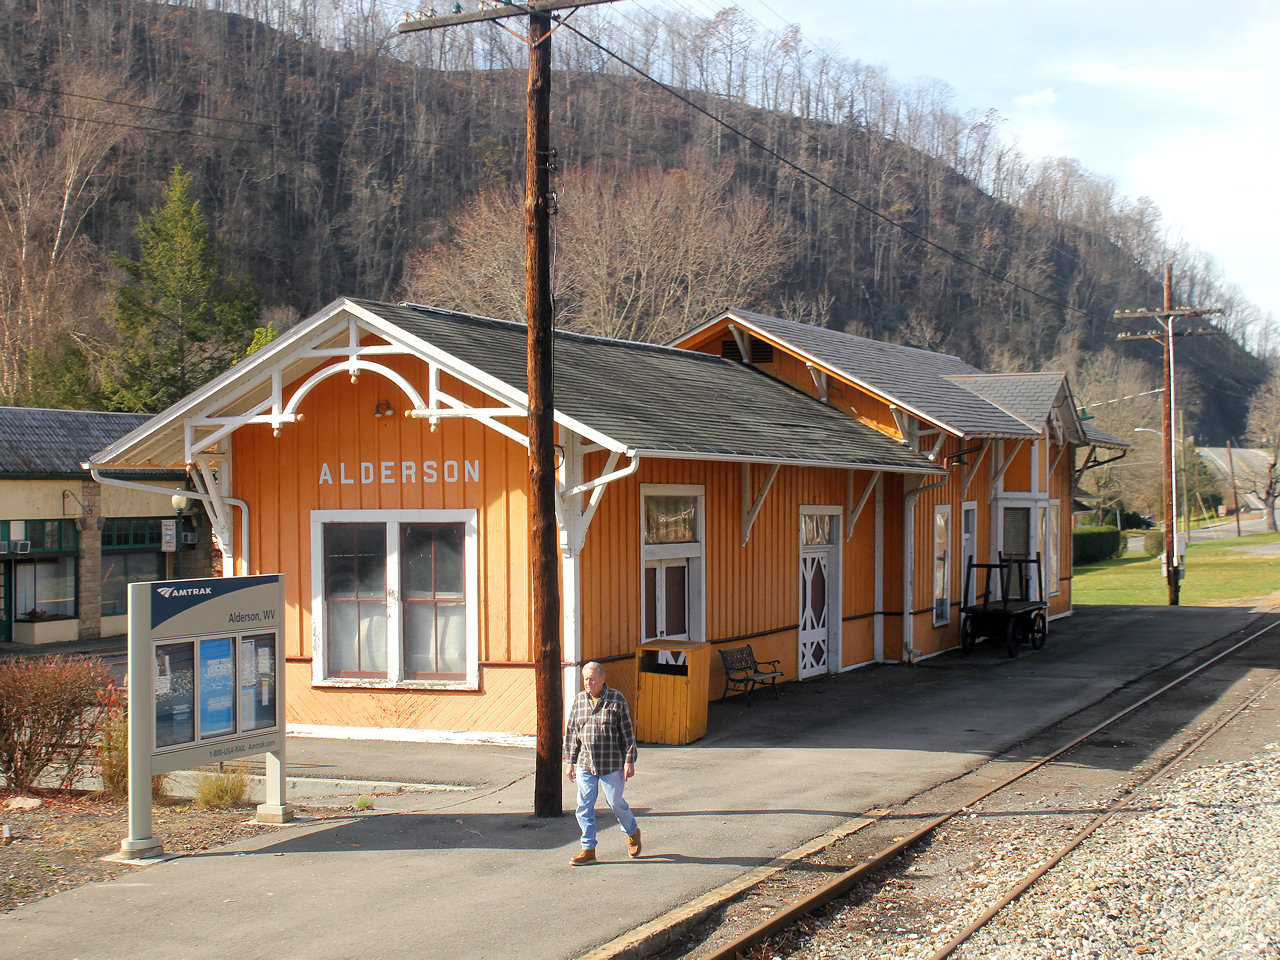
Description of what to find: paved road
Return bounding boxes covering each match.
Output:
[1199,445,1272,513]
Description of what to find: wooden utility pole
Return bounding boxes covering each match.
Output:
[1115,264,1222,606]
[399,0,619,818]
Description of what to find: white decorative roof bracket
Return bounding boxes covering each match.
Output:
[890,405,910,444]
[282,359,427,421]
[990,440,1026,501]
[846,470,882,540]
[185,394,280,461]
[555,434,638,555]
[191,457,249,575]
[1049,440,1068,476]
[926,432,946,461]
[728,323,751,363]
[962,440,993,498]
[806,363,829,403]
[741,463,781,547]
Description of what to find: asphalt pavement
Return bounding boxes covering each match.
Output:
[2,601,1277,960]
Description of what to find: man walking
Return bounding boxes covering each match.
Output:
[564,661,641,865]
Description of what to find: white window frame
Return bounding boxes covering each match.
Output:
[640,484,705,645]
[932,504,952,625]
[960,501,978,607]
[310,508,480,690]
[1042,500,1061,597]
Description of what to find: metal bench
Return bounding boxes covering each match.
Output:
[718,644,782,704]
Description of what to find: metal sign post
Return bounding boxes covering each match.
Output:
[119,575,289,860]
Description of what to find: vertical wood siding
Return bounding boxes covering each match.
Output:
[235,354,536,733]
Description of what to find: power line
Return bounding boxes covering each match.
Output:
[554,18,1097,323]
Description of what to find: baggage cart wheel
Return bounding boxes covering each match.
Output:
[1029,611,1047,650]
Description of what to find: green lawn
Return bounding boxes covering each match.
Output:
[1073,530,1280,606]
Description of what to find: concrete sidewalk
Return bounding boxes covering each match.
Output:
[3,603,1274,960]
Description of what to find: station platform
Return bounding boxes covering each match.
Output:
[2,602,1276,960]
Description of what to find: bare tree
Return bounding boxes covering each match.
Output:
[0,69,139,398]
[401,157,792,342]
[1243,364,1280,531]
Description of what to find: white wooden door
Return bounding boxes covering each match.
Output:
[798,546,830,678]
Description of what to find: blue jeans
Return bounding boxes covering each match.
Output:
[574,766,637,849]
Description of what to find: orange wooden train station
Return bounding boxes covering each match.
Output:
[88,299,1124,743]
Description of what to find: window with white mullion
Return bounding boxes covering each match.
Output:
[640,484,705,650]
[315,510,477,687]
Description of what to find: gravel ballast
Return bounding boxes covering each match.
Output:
[954,745,1280,960]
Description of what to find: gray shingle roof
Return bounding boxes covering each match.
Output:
[716,310,1043,439]
[945,373,1065,429]
[1081,422,1129,449]
[0,407,155,476]
[357,300,943,473]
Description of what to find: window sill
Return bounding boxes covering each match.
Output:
[313,677,478,692]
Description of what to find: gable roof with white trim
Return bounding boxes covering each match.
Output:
[676,309,1053,441]
[87,298,944,477]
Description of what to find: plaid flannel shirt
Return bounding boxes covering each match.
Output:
[563,684,638,776]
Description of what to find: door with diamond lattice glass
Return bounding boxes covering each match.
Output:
[798,511,836,679]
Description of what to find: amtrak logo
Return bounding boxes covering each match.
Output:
[156,585,214,599]
[150,575,280,631]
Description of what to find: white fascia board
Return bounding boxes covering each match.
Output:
[714,310,965,439]
[628,447,947,475]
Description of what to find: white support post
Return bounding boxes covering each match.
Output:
[119,604,162,860]
[256,749,294,824]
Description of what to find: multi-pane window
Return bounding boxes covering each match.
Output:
[315,511,477,687]
[1042,503,1060,596]
[933,505,951,624]
[10,519,78,621]
[401,524,466,679]
[14,557,75,620]
[101,517,168,616]
[641,487,703,645]
[324,524,389,678]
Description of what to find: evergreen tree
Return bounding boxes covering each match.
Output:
[103,165,260,412]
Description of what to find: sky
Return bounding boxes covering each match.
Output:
[719,0,1280,325]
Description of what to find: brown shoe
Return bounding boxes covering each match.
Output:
[570,848,596,866]
[627,828,642,858]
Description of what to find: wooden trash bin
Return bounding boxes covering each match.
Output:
[633,639,709,745]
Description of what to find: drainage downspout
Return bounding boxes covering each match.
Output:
[902,473,948,664]
[89,469,250,575]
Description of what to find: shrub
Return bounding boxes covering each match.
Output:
[0,656,111,793]
[1144,530,1165,556]
[97,686,129,799]
[96,688,170,802]
[1072,525,1121,565]
[193,765,250,809]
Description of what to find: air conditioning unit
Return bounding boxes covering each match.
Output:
[182,532,198,545]
[0,541,7,555]
[11,540,30,554]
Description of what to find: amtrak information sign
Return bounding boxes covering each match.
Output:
[128,575,285,774]
[121,574,291,859]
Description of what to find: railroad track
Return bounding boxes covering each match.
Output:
[648,616,1280,960]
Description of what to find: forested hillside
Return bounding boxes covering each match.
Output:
[0,0,1270,441]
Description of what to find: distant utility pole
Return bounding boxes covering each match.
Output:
[1115,263,1222,606]
[398,0,620,819]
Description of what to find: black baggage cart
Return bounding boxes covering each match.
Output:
[959,553,1047,658]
